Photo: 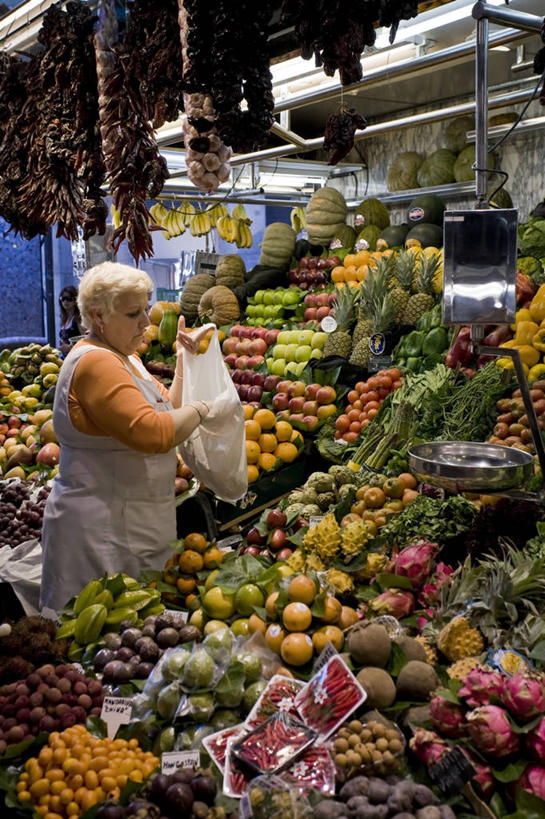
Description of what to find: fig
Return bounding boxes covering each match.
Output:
[165,782,194,814]
[134,637,160,662]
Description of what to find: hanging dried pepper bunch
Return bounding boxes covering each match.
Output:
[324,104,367,164]
[209,0,275,153]
[94,0,168,263]
[178,0,231,191]
[122,0,185,129]
[0,54,45,238]
[282,0,418,86]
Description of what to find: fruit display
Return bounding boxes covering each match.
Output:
[0,481,50,547]
[222,325,278,379]
[302,290,336,323]
[0,617,70,684]
[0,409,59,481]
[272,381,337,432]
[334,368,403,443]
[315,775,456,818]
[243,410,303,483]
[0,662,104,751]
[488,381,545,452]
[161,532,229,609]
[0,344,63,412]
[245,288,303,326]
[266,328,328,377]
[331,717,405,778]
[288,254,341,289]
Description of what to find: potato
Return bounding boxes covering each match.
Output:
[314,801,349,818]
[415,808,442,819]
[339,776,370,801]
[368,778,391,803]
[413,784,440,808]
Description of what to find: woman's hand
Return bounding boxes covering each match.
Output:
[175,316,211,356]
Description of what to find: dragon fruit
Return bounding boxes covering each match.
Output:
[502,670,545,723]
[464,750,495,799]
[458,667,505,707]
[526,716,545,762]
[430,695,467,738]
[369,588,415,619]
[409,727,449,765]
[392,539,438,589]
[467,705,520,758]
[418,562,454,607]
[517,764,545,801]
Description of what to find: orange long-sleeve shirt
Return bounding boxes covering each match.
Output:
[67,341,175,454]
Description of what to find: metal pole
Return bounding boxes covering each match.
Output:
[475,15,489,207]
[472,1,543,34]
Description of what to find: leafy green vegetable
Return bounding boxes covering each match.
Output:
[518,218,545,258]
[381,495,478,547]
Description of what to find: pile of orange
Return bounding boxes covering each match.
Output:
[162,532,227,608]
[341,473,419,533]
[244,407,303,483]
[330,249,396,288]
[246,573,359,667]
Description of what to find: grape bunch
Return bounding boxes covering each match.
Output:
[0,483,50,548]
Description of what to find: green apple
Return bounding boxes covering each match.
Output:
[272,305,285,318]
[285,361,299,375]
[263,305,275,318]
[295,345,312,363]
[310,348,323,360]
[272,319,285,328]
[298,330,314,345]
[311,332,328,349]
[246,305,256,317]
[255,318,265,326]
[246,318,255,326]
[285,344,298,362]
[266,358,274,372]
[282,290,300,307]
[277,331,291,345]
[273,344,286,360]
[254,290,265,304]
[271,358,286,375]
[273,290,284,305]
[263,291,275,305]
[295,361,307,376]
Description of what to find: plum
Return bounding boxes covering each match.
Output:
[134,637,160,662]
[95,803,128,819]
[104,633,122,650]
[165,782,193,814]
[45,688,62,704]
[121,628,143,648]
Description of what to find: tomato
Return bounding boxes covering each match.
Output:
[355,382,366,393]
[377,388,390,400]
[352,399,362,410]
[364,520,378,536]
[336,415,350,432]
[348,390,359,403]
[392,379,403,389]
[349,421,361,433]
[374,515,387,528]
[348,409,360,422]
[367,377,379,390]
[362,510,376,522]
[343,431,359,443]
[334,430,342,439]
[388,368,401,380]
[376,375,392,389]
[364,391,379,404]
[359,382,369,393]
[361,418,370,428]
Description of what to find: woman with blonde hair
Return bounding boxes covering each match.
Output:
[41,262,211,611]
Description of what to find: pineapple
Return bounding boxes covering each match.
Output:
[437,616,485,662]
[341,518,368,556]
[323,286,357,358]
[349,294,396,367]
[401,252,441,325]
[389,250,416,323]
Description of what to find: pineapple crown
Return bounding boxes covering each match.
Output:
[360,263,391,318]
[332,285,357,331]
[371,295,397,335]
[416,252,442,296]
[392,250,416,292]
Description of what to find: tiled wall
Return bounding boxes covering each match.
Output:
[0,217,43,338]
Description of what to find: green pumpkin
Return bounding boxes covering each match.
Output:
[158,309,178,348]
[180,273,216,321]
[330,224,355,252]
[215,254,246,288]
[305,186,347,245]
[417,149,457,188]
[259,222,297,268]
[387,152,424,192]
[454,145,494,183]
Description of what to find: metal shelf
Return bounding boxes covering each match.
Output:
[347,180,477,207]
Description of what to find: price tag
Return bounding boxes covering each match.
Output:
[163,609,188,624]
[367,354,392,373]
[161,750,201,774]
[308,516,323,528]
[217,534,243,551]
[313,641,338,673]
[429,747,476,796]
[100,697,133,739]
[320,316,337,333]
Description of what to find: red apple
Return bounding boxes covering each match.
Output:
[303,293,315,306]
[222,337,239,355]
[270,530,288,551]
[249,338,267,356]
[316,385,337,404]
[252,372,266,387]
[316,306,330,321]
[299,257,309,269]
[272,393,289,411]
[263,375,281,392]
[292,518,308,531]
[265,329,280,346]
[267,509,287,529]
[303,415,319,431]
[304,308,318,322]
[304,383,321,400]
[277,380,293,394]
[235,355,250,369]
[236,338,252,355]
[302,400,318,416]
[238,384,249,400]
[240,370,254,385]
[276,548,293,561]
[247,385,263,402]
[247,527,266,545]
[288,396,305,413]
[230,324,245,337]
[288,381,306,398]
[247,355,265,369]
[224,354,237,368]
[231,369,242,384]
[243,546,261,556]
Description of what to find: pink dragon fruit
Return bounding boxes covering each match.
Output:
[392,539,438,589]
[502,670,545,723]
[409,727,449,765]
[369,588,415,619]
[458,667,506,707]
[526,716,545,762]
[430,695,467,738]
[464,750,495,799]
[418,562,454,607]
[467,705,520,758]
[517,764,545,801]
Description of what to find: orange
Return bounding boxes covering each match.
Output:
[176,575,196,595]
[203,546,225,569]
[321,595,342,624]
[254,408,275,430]
[258,452,277,471]
[178,549,204,574]
[288,575,317,605]
[265,591,280,619]
[290,430,304,446]
[184,532,208,553]
[258,433,277,453]
[363,487,386,508]
[344,254,358,267]
[163,566,178,586]
[275,442,298,463]
[312,625,344,653]
[246,440,261,464]
[280,632,313,666]
[248,613,267,635]
[355,250,371,264]
[399,472,417,490]
[245,419,262,440]
[265,623,286,654]
[343,265,357,282]
[243,405,255,421]
[143,324,159,342]
[338,606,359,630]
[331,267,345,283]
[247,464,259,483]
[275,421,293,442]
[282,601,312,632]
[402,488,419,506]
[356,265,368,282]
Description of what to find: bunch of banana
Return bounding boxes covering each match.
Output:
[149,202,169,227]
[56,573,164,661]
[190,209,212,237]
[177,202,195,227]
[150,203,186,239]
[231,203,252,225]
[235,221,253,248]
[217,214,239,243]
[290,205,306,233]
[208,203,229,228]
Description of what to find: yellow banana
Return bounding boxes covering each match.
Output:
[290,206,306,233]
[231,203,247,221]
[200,212,211,235]
[217,215,232,241]
[149,203,167,227]
[190,213,200,237]
[178,202,195,226]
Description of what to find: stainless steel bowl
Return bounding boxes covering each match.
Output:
[408,441,534,493]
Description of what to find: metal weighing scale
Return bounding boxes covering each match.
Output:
[408,2,545,498]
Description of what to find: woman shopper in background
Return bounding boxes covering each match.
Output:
[41,262,211,611]
[58,286,84,355]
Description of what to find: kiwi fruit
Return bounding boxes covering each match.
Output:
[396,661,439,701]
[356,667,396,709]
[347,623,391,668]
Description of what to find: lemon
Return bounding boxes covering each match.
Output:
[202,586,236,620]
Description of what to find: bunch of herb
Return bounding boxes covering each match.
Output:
[380,494,477,549]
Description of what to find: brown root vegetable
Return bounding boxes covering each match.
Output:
[356,667,396,709]
[396,661,439,701]
[347,623,391,668]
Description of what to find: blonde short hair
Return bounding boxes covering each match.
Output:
[77,262,153,330]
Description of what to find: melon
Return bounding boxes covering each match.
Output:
[417,149,456,188]
[356,224,381,252]
[454,145,494,183]
[305,187,347,245]
[354,197,390,231]
[406,223,443,248]
[378,224,410,248]
[407,194,446,227]
[444,116,474,153]
[330,224,356,252]
[386,152,424,191]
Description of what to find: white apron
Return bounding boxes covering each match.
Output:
[40,343,176,611]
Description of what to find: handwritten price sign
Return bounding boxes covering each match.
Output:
[100,697,133,739]
[161,750,200,774]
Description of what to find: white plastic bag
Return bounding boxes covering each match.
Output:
[180,326,248,502]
